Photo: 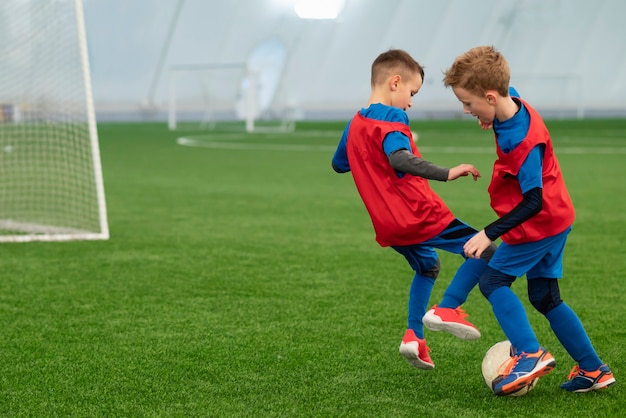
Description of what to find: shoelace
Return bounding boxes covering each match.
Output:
[567,365,581,380]
[453,307,468,319]
[418,339,431,353]
[498,351,539,377]
[498,356,519,376]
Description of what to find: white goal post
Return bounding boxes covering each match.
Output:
[168,63,257,132]
[0,0,109,242]
[168,63,295,133]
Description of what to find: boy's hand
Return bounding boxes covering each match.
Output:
[463,230,492,259]
[478,119,493,130]
[448,164,481,181]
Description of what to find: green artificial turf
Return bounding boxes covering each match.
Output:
[0,119,624,417]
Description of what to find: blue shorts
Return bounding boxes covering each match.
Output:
[392,219,477,275]
[488,227,571,279]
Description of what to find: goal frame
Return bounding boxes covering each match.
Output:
[0,0,109,243]
[168,63,256,132]
[167,63,295,133]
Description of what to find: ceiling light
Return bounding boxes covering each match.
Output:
[293,0,345,20]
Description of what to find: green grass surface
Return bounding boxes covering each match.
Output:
[0,119,624,417]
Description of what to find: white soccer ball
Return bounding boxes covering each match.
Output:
[481,340,538,396]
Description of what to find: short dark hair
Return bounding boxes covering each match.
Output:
[371,49,424,87]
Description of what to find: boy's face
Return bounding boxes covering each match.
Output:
[390,73,422,111]
[451,86,495,126]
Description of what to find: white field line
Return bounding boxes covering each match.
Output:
[177,137,336,152]
[177,136,626,154]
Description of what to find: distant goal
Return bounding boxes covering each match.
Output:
[167,63,295,133]
[511,74,584,119]
[0,0,109,242]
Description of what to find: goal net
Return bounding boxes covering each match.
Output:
[168,64,295,133]
[0,0,109,242]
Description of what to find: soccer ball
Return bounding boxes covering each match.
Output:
[481,340,538,396]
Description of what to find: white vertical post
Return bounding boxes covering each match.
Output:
[168,70,177,130]
[75,0,109,239]
[245,68,256,133]
[576,75,584,119]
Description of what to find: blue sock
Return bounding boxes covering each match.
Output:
[407,273,435,339]
[489,287,540,353]
[439,258,485,308]
[546,302,602,371]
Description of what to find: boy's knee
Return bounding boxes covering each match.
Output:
[479,266,515,299]
[423,258,441,280]
[528,278,562,315]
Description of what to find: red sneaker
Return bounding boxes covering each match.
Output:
[399,329,434,370]
[422,305,481,340]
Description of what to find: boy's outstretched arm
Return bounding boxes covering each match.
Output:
[448,164,481,181]
[388,150,480,181]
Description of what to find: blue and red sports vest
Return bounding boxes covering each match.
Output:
[346,112,454,247]
[489,99,575,244]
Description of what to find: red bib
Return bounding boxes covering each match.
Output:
[347,112,454,246]
[489,100,575,244]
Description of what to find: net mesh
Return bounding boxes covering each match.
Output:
[0,0,108,242]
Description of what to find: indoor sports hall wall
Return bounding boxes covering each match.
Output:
[83,0,626,121]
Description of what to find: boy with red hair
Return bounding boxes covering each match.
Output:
[444,45,615,395]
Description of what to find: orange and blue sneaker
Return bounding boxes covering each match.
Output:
[492,347,556,396]
[560,364,616,392]
[422,305,481,340]
[399,329,434,370]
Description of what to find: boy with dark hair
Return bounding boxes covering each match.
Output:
[332,49,496,369]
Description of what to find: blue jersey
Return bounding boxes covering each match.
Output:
[494,89,543,193]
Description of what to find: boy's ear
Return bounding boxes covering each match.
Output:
[485,91,498,104]
[389,74,401,91]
